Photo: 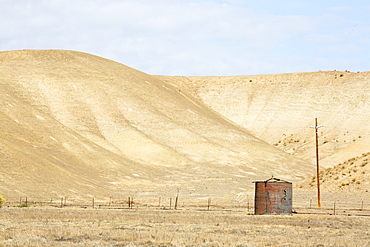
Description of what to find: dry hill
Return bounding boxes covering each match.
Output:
[161,73,370,164]
[159,72,370,193]
[0,50,313,201]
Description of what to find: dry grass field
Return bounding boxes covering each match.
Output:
[1,203,370,247]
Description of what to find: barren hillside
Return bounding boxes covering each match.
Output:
[158,72,370,193]
[0,50,313,200]
[161,72,370,167]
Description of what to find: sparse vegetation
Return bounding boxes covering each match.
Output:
[0,195,6,207]
[297,152,370,192]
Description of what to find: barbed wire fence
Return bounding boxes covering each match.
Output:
[2,195,369,216]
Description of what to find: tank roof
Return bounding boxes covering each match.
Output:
[253,177,291,183]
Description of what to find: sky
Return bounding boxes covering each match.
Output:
[1,0,370,76]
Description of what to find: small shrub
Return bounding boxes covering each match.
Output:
[19,203,29,208]
[0,195,6,207]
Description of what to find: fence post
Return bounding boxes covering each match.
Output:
[333,201,336,215]
[61,197,63,208]
[175,196,178,210]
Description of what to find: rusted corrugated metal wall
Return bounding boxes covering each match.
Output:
[254,177,292,215]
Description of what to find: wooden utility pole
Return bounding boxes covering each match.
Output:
[311,117,323,208]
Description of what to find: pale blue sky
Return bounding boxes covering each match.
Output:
[1,0,369,76]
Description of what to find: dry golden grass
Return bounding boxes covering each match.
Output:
[1,206,369,246]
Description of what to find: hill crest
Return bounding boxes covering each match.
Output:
[0,50,313,200]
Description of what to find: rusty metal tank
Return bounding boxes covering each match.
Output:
[254,177,292,215]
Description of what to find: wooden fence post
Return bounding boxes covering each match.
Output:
[175,196,178,210]
[175,189,179,210]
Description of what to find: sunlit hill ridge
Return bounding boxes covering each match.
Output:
[1,50,369,200]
